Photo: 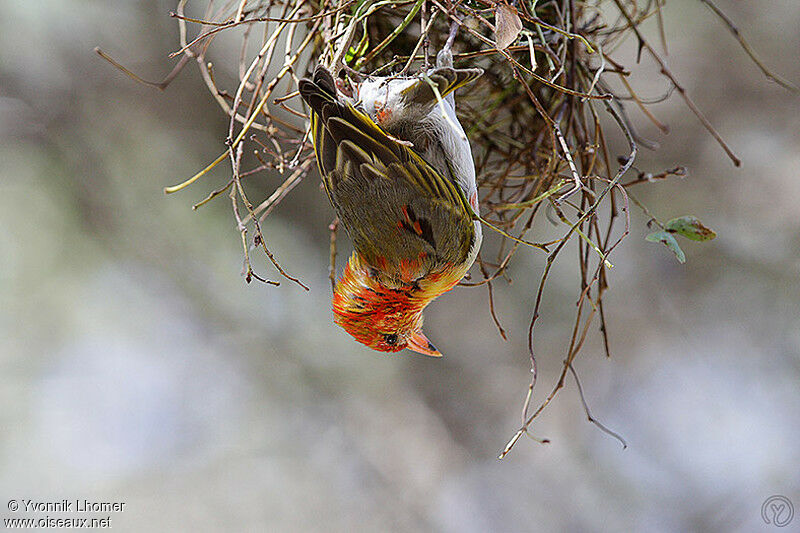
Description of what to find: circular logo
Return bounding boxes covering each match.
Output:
[762,495,794,528]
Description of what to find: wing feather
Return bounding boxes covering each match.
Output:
[399,67,484,107]
[300,66,475,278]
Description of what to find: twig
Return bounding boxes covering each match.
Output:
[568,362,627,448]
[611,0,741,166]
[329,218,340,293]
[698,0,799,93]
[94,47,190,90]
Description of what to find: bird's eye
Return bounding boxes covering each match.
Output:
[384,333,399,346]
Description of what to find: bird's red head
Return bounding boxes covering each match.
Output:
[332,254,447,357]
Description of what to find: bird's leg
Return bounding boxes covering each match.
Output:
[436,20,460,70]
[436,20,460,107]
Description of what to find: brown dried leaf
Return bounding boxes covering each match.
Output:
[495,3,522,50]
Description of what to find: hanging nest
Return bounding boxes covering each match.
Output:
[96,0,795,456]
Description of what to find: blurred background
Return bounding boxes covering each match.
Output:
[1,0,799,531]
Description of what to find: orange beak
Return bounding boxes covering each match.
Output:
[407,330,442,357]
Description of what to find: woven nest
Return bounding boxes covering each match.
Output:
[97,0,795,455]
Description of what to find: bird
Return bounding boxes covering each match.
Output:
[298,63,482,357]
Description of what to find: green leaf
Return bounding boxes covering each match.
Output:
[665,215,717,241]
[646,230,686,264]
[345,23,370,64]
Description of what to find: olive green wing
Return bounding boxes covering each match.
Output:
[299,66,475,279]
[398,66,483,108]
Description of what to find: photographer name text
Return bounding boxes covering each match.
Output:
[8,499,125,513]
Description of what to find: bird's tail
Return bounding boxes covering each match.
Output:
[298,65,338,117]
[298,66,348,179]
